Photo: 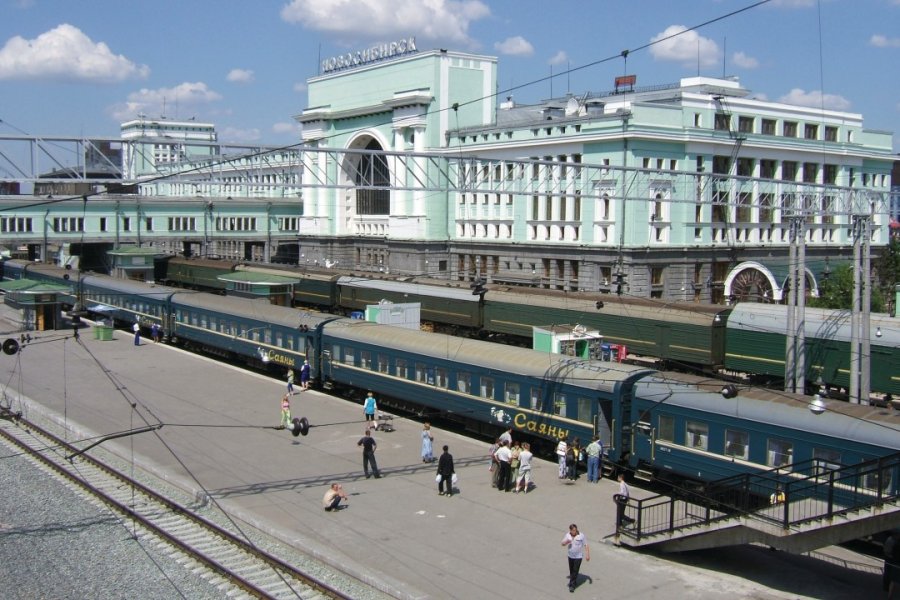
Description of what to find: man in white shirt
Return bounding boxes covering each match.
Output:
[494,440,512,492]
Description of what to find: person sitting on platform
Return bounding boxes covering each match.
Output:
[323,483,348,511]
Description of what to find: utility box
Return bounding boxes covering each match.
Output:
[365,301,421,330]
[532,324,604,359]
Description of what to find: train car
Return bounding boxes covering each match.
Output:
[167,291,338,373]
[629,374,900,483]
[335,276,481,332]
[236,264,339,311]
[725,303,900,396]
[316,317,656,456]
[482,287,730,370]
[160,257,240,292]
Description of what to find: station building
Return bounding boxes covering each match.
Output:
[0,45,894,302]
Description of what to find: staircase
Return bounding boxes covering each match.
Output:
[616,452,900,553]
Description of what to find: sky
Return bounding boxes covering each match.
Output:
[1,0,899,153]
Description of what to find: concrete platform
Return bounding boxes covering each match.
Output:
[0,315,884,600]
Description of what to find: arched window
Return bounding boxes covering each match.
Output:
[356,139,390,215]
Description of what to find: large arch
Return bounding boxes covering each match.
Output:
[340,131,393,218]
[724,261,819,303]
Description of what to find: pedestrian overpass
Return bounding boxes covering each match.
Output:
[616,452,900,553]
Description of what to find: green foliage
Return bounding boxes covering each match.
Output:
[808,263,885,312]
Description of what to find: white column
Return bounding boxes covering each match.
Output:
[393,127,407,216]
[413,125,425,217]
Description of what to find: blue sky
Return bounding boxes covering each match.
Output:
[2,0,899,151]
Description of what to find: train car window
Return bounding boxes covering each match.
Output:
[435,367,448,389]
[263,330,272,344]
[553,392,566,417]
[274,331,282,346]
[344,348,355,365]
[209,316,217,331]
[331,344,341,362]
[191,312,199,326]
[657,415,675,442]
[577,397,591,423]
[360,350,372,369]
[377,355,389,374]
[457,372,470,394]
[396,358,408,379]
[860,468,892,492]
[505,382,520,405]
[812,448,842,475]
[766,439,794,470]
[686,421,708,450]
[530,387,541,410]
[480,376,495,400]
[724,429,749,460]
[415,363,427,383]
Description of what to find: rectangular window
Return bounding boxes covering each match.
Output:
[435,367,448,388]
[783,121,797,137]
[530,387,541,410]
[824,126,838,142]
[577,397,591,423]
[395,358,408,379]
[415,363,427,383]
[714,113,730,131]
[782,161,797,181]
[122,217,131,232]
[823,164,838,185]
[725,430,749,460]
[359,350,371,369]
[738,116,754,133]
[686,421,708,450]
[804,123,818,140]
[145,217,153,232]
[480,376,494,399]
[343,347,355,366]
[761,119,776,135]
[99,217,107,232]
[760,159,777,179]
[658,415,674,442]
[505,382,520,405]
[766,439,794,469]
[553,392,566,417]
[377,354,389,373]
[812,448,842,474]
[457,372,470,394]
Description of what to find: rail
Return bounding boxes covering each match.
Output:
[619,451,900,543]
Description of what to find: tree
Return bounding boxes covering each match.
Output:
[808,263,885,312]
[874,236,900,316]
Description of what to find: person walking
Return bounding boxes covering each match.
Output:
[286,369,295,395]
[279,393,291,429]
[357,429,381,478]
[585,436,602,483]
[299,359,311,390]
[421,422,434,462]
[132,321,141,346]
[561,523,589,593]
[437,445,454,496]
[515,442,533,493]
[363,391,377,427]
[614,472,634,543]
[322,483,348,511]
[556,437,568,479]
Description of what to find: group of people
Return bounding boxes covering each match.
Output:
[286,361,311,396]
[555,436,605,482]
[488,429,534,493]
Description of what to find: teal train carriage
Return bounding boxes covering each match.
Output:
[317,317,655,457]
[725,303,900,397]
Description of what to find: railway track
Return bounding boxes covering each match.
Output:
[0,413,361,600]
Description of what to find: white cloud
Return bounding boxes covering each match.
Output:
[548,51,568,66]
[778,88,852,111]
[226,68,255,84]
[280,0,490,48]
[870,34,900,48]
[109,82,222,121]
[273,122,299,135]
[732,51,758,69]
[293,82,307,93]
[219,126,261,143]
[0,23,149,83]
[494,36,533,57]
[649,25,719,69]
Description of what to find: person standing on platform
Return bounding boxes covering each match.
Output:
[151,323,160,343]
[421,422,434,462]
[279,394,291,429]
[286,369,295,395]
[614,472,634,542]
[363,391,377,427]
[322,483,348,511]
[585,436,603,483]
[515,442,533,493]
[132,322,141,346]
[357,429,381,478]
[556,437,568,479]
[495,440,512,492]
[499,426,513,446]
[299,360,311,390]
[437,445,454,496]
[561,523,589,593]
[488,438,501,488]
